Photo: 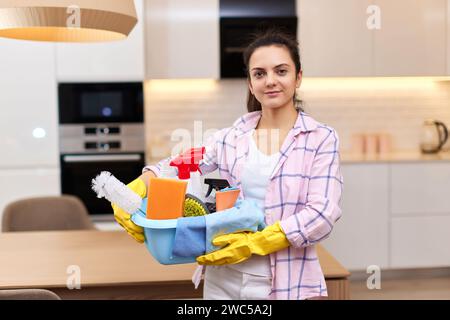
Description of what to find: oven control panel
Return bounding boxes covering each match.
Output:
[59,123,145,154]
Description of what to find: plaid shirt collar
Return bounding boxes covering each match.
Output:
[234,110,319,139]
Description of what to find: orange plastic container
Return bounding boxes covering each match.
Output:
[215,188,240,212]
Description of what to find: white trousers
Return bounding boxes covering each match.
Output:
[203,265,272,300]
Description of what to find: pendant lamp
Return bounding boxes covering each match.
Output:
[0,0,138,42]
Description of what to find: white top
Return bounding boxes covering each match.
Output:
[227,130,279,277]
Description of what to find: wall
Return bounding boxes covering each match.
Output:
[144,79,247,162]
[300,78,450,152]
[144,77,450,163]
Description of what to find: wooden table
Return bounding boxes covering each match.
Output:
[0,231,350,300]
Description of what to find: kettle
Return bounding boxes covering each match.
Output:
[420,120,449,154]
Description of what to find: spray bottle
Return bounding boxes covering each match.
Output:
[170,147,206,202]
[159,157,178,179]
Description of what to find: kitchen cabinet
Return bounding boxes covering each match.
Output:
[391,163,450,215]
[0,168,60,230]
[373,0,447,76]
[391,216,450,268]
[145,0,220,79]
[0,39,59,168]
[389,162,450,268]
[55,0,145,82]
[324,161,450,271]
[298,0,447,77]
[322,164,390,270]
[298,0,374,77]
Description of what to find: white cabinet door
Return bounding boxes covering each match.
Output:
[322,164,389,271]
[56,0,145,81]
[145,0,220,79]
[373,0,447,76]
[390,162,450,268]
[298,0,373,77]
[391,163,450,215]
[0,39,58,168]
[0,168,60,230]
[391,216,450,268]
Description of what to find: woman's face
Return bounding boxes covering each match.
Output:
[248,45,302,110]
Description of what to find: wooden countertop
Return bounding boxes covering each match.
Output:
[0,230,349,290]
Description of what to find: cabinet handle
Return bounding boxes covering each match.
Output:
[63,154,142,163]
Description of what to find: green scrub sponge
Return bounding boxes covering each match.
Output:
[183,194,210,217]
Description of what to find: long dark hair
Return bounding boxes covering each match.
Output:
[243,29,303,113]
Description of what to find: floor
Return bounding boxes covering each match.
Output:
[349,268,450,300]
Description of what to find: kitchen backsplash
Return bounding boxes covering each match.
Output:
[144,78,450,162]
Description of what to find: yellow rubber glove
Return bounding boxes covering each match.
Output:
[112,178,146,244]
[196,221,290,266]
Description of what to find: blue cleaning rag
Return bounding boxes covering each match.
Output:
[172,216,206,258]
[205,199,266,253]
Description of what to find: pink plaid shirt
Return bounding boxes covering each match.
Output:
[144,111,343,300]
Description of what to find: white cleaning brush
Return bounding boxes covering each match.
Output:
[91,171,144,215]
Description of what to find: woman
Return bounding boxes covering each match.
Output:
[113,30,343,300]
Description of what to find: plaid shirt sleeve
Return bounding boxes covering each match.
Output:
[280,127,343,248]
[198,129,223,176]
[142,157,169,177]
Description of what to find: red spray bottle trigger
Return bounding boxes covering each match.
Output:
[169,147,205,180]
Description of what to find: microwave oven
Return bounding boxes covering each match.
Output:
[58,82,144,124]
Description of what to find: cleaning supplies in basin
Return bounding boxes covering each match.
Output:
[170,147,206,202]
[184,194,210,217]
[91,171,144,215]
[216,187,240,212]
[204,178,231,199]
[146,177,188,220]
[130,198,266,265]
[204,178,231,213]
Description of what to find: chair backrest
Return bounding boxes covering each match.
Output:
[0,289,61,300]
[2,195,96,232]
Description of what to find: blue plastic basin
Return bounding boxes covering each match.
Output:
[131,198,197,265]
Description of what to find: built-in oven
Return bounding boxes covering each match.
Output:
[58,82,146,219]
[59,82,143,124]
[61,153,145,217]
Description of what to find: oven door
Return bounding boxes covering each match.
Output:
[61,153,146,216]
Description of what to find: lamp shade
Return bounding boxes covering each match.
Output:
[0,0,138,42]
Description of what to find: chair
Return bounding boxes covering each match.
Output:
[2,195,96,232]
[0,289,61,300]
